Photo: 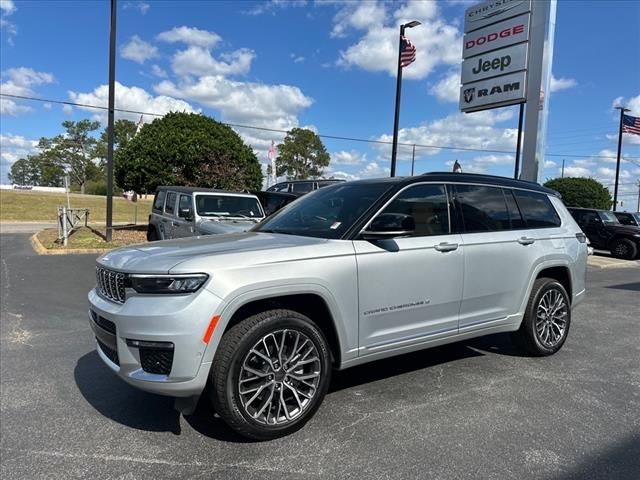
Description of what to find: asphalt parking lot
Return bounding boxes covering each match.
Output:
[1,232,639,480]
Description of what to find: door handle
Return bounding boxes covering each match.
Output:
[518,237,536,245]
[171,221,179,227]
[434,242,459,252]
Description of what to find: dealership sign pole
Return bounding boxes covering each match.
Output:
[460,0,556,183]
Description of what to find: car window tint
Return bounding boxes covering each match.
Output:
[378,184,450,236]
[455,185,510,232]
[179,195,191,212]
[504,189,525,229]
[513,190,561,228]
[153,190,166,211]
[164,192,177,214]
[292,182,314,194]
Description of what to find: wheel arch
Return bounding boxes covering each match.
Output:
[537,265,572,300]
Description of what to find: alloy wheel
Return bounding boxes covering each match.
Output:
[237,329,322,426]
[535,288,568,348]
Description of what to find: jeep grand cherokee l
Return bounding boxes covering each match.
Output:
[89,173,587,440]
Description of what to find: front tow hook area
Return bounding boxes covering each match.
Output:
[174,395,201,416]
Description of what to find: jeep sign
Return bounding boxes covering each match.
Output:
[461,42,527,84]
[462,14,530,58]
[459,71,526,112]
[464,0,531,33]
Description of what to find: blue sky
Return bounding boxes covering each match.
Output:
[1,0,639,205]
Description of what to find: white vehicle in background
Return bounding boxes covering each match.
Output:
[147,187,265,241]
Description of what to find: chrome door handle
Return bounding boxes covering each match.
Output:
[518,237,536,245]
[434,242,459,252]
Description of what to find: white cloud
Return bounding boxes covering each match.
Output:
[429,69,460,103]
[550,75,577,93]
[0,67,54,116]
[150,64,167,78]
[123,1,150,14]
[62,104,73,115]
[0,133,39,184]
[157,26,221,48]
[243,0,307,16]
[333,0,462,80]
[0,0,17,45]
[171,46,254,77]
[562,166,592,178]
[0,0,16,15]
[544,160,557,168]
[332,150,366,165]
[68,81,199,123]
[120,35,158,64]
[290,53,305,63]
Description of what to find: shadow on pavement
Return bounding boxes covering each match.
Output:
[465,332,532,358]
[605,281,640,292]
[552,432,640,480]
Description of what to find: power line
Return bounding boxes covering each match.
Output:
[2,92,640,161]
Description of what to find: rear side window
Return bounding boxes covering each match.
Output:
[513,190,561,228]
[292,182,314,194]
[153,190,166,212]
[164,192,177,215]
[455,185,510,232]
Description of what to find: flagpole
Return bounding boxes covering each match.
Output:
[613,106,630,211]
[390,21,420,177]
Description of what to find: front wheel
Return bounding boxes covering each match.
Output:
[610,238,637,260]
[512,278,571,356]
[210,309,332,440]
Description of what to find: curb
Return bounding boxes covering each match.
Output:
[29,233,110,256]
[587,257,640,269]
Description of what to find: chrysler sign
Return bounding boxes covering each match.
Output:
[459,71,526,112]
[461,42,527,84]
[464,0,531,33]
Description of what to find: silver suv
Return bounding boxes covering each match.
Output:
[147,186,265,241]
[89,173,587,440]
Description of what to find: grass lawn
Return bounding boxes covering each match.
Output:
[0,190,153,223]
[36,226,148,250]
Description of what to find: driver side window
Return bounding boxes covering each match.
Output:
[375,184,450,236]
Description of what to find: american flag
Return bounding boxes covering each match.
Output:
[400,35,416,68]
[622,114,640,136]
[452,160,463,173]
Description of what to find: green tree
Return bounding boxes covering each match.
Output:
[38,119,102,193]
[544,177,612,209]
[276,128,330,180]
[115,112,263,193]
[94,119,139,167]
[8,155,64,187]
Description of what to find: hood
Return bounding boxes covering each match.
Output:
[606,224,640,235]
[197,218,256,235]
[97,232,328,273]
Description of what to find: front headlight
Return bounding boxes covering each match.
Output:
[129,274,209,294]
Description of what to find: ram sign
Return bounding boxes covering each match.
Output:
[460,0,531,113]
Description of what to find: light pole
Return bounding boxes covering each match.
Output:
[390,20,420,177]
[105,0,117,241]
[613,106,630,212]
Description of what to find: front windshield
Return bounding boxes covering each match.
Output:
[195,194,263,218]
[598,211,620,224]
[254,183,391,239]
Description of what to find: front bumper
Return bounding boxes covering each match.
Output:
[88,287,223,397]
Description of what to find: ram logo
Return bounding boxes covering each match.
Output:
[463,87,475,103]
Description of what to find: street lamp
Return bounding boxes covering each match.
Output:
[390,20,421,177]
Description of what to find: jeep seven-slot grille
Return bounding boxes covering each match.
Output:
[96,265,126,303]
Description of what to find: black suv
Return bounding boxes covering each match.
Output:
[567,207,640,259]
[614,211,640,227]
[266,179,344,194]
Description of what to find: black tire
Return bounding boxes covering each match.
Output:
[210,309,332,440]
[610,238,637,260]
[511,278,571,356]
[146,226,158,242]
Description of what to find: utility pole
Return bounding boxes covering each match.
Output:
[613,106,630,212]
[514,103,524,179]
[410,144,416,176]
[636,180,640,213]
[105,0,117,241]
[561,159,565,178]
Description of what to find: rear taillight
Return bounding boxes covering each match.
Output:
[576,232,587,243]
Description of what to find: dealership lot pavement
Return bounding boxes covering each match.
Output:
[1,233,639,479]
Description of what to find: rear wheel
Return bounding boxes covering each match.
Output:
[210,309,331,440]
[146,226,158,242]
[610,238,637,260]
[512,278,571,356]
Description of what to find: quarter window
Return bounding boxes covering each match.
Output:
[153,190,166,212]
[292,182,314,194]
[455,185,510,232]
[377,184,450,236]
[513,190,561,228]
[164,192,177,215]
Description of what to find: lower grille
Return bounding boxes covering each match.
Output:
[97,338,119,366]
[92,312,116,335]
[140,348,174,375]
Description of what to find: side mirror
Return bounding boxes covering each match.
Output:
[361,213,415,239]
[179,207,193,220]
